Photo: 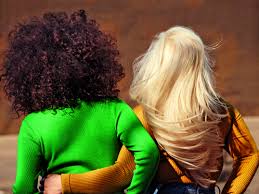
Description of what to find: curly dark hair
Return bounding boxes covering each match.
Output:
[0,10,124,115]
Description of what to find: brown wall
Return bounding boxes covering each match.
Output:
[0,0,259,134]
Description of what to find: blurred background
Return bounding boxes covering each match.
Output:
[0,0,258,193]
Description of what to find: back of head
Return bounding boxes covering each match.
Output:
[1,10,124,115]
[130,26,227,187]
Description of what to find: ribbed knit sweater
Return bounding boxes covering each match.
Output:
[12,99,159,194]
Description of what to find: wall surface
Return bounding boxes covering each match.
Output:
[0,0,259,134]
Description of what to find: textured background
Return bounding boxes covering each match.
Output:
[0,0,259,134]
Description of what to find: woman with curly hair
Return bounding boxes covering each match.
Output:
[0,10,159,194]
[44,26,258,194]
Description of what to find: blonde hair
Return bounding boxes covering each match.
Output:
[130,26,227,187]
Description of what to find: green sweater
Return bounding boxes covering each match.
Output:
[13,99,159,194]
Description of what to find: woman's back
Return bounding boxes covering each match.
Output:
[134,104,225,185]
[135,103,258,193]
[14,99,159,193]
[23,100,123,174]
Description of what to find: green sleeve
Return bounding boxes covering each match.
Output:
[116,103,159,194]
[13,120,42,194]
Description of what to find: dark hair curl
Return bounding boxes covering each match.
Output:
[0,10,124,115]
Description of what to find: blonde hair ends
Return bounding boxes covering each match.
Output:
[130,26,227,187]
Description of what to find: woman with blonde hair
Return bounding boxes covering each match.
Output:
[43,26,258,194]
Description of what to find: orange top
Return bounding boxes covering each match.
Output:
[61,104,259,194]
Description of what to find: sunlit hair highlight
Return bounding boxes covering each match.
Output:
[130,26,227,187]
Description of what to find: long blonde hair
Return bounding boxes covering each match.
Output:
[130,26,227,187]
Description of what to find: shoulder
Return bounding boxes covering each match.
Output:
[216,98,241,120]
[133,105,151,133]
[95,99,137,123]
[221,100,242,121]
[23,111,47,128]
[105,98,134,114]
[133,105,143,115]
[18,113,44,143]
[219,100,245,138]
[94,98,129,108]
[133,105,145,124]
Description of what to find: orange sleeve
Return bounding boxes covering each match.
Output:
[133,105,152,134]
[61,145,135,193]
[222,108,259,194]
